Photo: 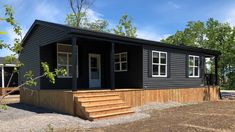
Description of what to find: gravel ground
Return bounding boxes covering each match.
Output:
[0,102,186,132]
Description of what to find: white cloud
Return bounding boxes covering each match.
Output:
[5,26,27,44]
[167,1,181,9]
[137,27,170,41]
[34,1,60,22]
[224,9,235,26]
[1,27,27,57]
[86,9,103,22]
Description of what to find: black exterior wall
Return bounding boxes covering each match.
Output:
[115,44,143,88]
[40,39,143,89]
[143,45,205,88]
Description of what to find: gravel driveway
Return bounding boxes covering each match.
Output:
[0,102,186,132]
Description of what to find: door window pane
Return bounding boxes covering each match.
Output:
[90,57,97,68]
[91,68,99,79]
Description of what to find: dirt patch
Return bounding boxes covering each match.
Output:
[89,101,235,132]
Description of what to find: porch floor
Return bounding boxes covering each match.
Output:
[72,88,142,93]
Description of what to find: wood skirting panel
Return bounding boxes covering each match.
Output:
[20,87,220,119]
[20,88,74,115]
[111,87,220,107]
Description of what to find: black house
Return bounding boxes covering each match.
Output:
[19,20,220,90]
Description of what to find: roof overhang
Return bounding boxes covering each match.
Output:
[22,20,221,56]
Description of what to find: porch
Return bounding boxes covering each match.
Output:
[40,37,143,90]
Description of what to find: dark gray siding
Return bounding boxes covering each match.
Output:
[115,44,143,88]
[40,40,143,89]
[19,25,68,89]
[143,45,205,88]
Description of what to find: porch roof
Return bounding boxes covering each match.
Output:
[23,20,221,56]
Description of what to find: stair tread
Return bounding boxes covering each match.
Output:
[88,105,131,113]
[76,94,118,98]
[91,110,134,119]
[79,98,122,103]
[84,102,125,107]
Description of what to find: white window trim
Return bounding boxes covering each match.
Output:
[152,50,167,77]
[57,43,78,78]
[188,55,200,78]
[114,52,128,72]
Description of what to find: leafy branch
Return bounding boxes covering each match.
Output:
[0,5,67,107]
[0,62,67,104]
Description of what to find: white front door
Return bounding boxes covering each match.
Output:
[89,54,101,88]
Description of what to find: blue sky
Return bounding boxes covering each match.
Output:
[1,0,235,57]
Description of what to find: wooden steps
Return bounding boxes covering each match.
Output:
[90,110,134,120]
[74,92,134,121]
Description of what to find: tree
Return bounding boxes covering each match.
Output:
[161,18,235,89]
[113,14,137,37]
[65,0,109,32]
[0,5,66,106]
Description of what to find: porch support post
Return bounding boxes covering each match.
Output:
[110,42,115,90]
[71,37,78,91]
[1,66,4,88]
[215,56,218,85]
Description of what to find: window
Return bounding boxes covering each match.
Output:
[114,52,127,72]
[188,55,199,77]
[57,43,77,78]
[152,51,167,77]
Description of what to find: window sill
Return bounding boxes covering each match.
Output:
[114,70,128,72]
[57,76,78,79]
[152,75,167,78]
[188,76,200,78]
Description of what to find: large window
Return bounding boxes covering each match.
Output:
[188,55,199,77]
[115,52,128,72]
[57,43,77,78]
[152,51,167,77]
